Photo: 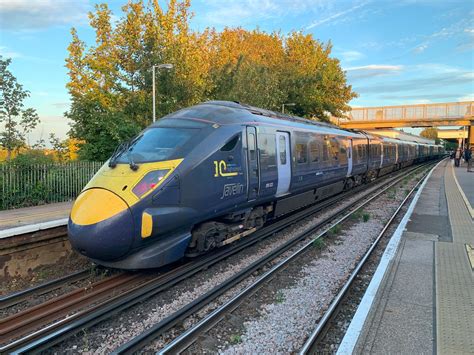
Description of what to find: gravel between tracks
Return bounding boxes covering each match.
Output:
[48,169,423,353]
[214,172,424,354]
[0,252,93,297]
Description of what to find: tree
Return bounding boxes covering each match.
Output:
[65,1,356,160]
[420,127,439,143]
[0,56,40,160]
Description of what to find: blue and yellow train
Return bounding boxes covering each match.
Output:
[68,101,443,269]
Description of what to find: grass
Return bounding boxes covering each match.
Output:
[351,209,364,221]
[363,212,370,222]
[327,224,342,237]
[230,334,242,344]
[387,187,397,200]
[275,290,285,304]
[313,238,325,250]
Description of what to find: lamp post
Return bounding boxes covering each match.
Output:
[282,103,295,114]
[152,63,174,123]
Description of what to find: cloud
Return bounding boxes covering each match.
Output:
[379,93,464,101]
[306,1,368,29]
[339,50,364,62]
[52,102,70,109]
[413,44,428,53]
[344,64,404,79]
[354,71,473,94]
[20,115,71,145]
[198,0,328,27]
[196,0,374,30]
[0,45,22,58]
[458,94,474,102]
[0,0,89,31]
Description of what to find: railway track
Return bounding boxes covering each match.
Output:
[1,162,435,353]
[298,161,441,354]
[0,272,151,346]
[111,162,436,354]
[0,268,91,310]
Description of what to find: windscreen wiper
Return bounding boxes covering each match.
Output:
[108,141,130,168]
[127,149,139,171]
[126,134,143,171]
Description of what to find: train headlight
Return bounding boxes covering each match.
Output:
[132,169,170,198]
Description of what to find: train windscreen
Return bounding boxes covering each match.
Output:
[115,127,198,163]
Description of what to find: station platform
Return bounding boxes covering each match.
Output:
[0,201,72,238]
[339,159,473,355]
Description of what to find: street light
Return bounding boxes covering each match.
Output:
[282,103,295,114]
[152,63,174,123]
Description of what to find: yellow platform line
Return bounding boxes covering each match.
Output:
[451,164,474,219]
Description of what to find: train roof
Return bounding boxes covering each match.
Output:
[159,101,366,138]
[158,101,440,147]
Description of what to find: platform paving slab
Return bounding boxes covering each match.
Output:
[0,201,72,231]
[436,163,474,354]
[348,160,473,355]
[352,163,445,355]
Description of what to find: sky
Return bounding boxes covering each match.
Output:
[0,0,473,144]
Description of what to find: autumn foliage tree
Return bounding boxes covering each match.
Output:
[66,0,356,161]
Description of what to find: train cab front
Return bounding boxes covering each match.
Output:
[67,121,210,269]
[69,188,134,261]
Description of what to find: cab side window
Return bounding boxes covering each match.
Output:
[220,135,239,152]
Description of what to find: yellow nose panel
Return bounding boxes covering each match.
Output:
[71,188,128,226]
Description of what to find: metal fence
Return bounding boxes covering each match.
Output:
[0,161,103,210]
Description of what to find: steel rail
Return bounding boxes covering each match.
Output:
[0,272,141,344]
[3,174,372,354]
[5,162,433,354]
[298,161,437,354]
[0,268,91,310]
[119,163,435,354]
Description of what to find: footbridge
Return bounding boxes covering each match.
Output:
[334,101,474,144]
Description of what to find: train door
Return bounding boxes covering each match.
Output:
[246,127,259,200]
[276,132,291,196]
[347,139,353,177]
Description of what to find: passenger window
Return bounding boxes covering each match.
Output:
[323,138,330,161]
[221,135,239,151]
[248,133,256,160]
[309,141,320,162]
[330,138,339,160]
[279,135,286,165]
[296,143,308,164]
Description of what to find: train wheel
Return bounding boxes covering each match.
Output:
[344,178,354,190]
[188,221,228,256]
